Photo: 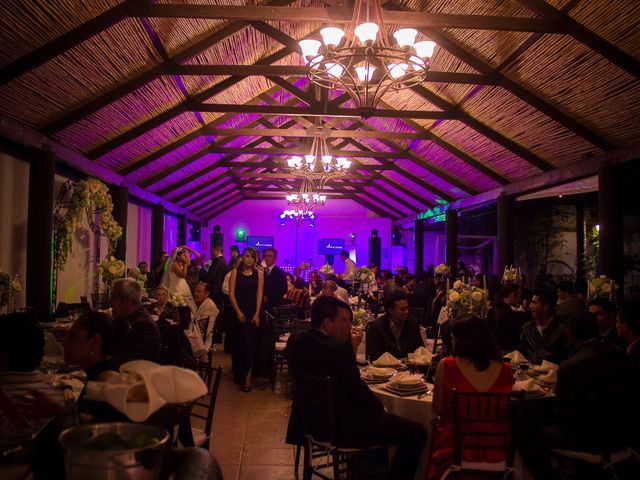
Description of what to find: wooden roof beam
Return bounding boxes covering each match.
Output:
[346,194,400,219]
[203,127,430,140]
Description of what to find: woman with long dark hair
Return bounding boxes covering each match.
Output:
[428,316,514,479]
[229,247,264,391]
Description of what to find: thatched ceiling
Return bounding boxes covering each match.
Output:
[1,0,638,220]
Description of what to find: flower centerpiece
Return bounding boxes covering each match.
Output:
[97,256,126,291]
[319,263,334,276]
[447,279,488,319]
[502,265,522,284]
[298,262,311,271]
[435,264,450,276]
[352,308,370,326]
[588,275,617,301]
[357,267,377,297]
[169,292,187,307]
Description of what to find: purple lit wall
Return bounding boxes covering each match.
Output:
[163,213,178,254]
[126,202,152,265]
[201,199,392,273]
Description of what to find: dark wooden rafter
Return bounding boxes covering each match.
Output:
[347,193,400,219]
[0,0,137,86]
[127,4,564,33]
[198,192,245,219]
[201,146,408,159]
[366,181,420,213]
[516,0,640,79]
[204,127,430,140]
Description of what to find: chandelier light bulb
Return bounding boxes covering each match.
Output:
[320,27,345,48]
[325,62,344,78]
[322,155,332,164]
[354,22,379,44]
[309,55,324,68]
[304,155,315,165]
[388,63,408,79]
[355,64,376,82]
[410,55,426,70]
[393,28,418,48]
[299,39,321,61]
[342,159,352,169]
[413,40,436,58]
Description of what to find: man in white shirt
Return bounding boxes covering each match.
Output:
[340,250,357,280]
[193,282,219,353]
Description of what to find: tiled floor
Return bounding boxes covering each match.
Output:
[208,348,299,480]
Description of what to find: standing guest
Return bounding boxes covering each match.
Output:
[285,278,311,319]
[588,298,625,347]
[340,250,357,281]
[262,248,288,309]
[150,286,178,323]
[138,261,151,289]
[429,316,514,479]
[110,278,161,367]
[64,312,118,381]
[151,250,169,288]
[186,258,201,296]
[617,300,640,372]
[487,284,526,353]
[205,245,227,311]
[162,246,198,313]
[228,245,240,269]
[285,296,426,480]
[193,282,219,354]
[366,290,423,361]
[519,289,571,364]
[555,281,582,324]
[229,247,264,391]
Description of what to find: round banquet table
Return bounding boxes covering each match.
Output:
[370,382,435,480]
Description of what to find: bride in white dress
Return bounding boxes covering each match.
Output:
[162,246,198,313]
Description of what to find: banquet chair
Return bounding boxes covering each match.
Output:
[440,389,524,479]
[409,307,426,325]
[186,364,223,450]
[292,372,388,480]
[270,304,299,390]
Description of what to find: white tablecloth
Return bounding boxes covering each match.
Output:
[370,383,435,480]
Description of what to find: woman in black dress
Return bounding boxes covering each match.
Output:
[229,247,264,391]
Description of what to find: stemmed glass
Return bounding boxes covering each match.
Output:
[40,355,65,384]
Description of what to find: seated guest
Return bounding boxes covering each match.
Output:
[110,278,161,367]
[64,312,118,381]
[366,290,423,361]
[150,286,178,323]
[193,282,219,353]
[401,275,416,294]
[285,296,426,480]
[429,316,514,479]
[0,313,65,440]
[319,280,350,304]
[519,289,571,364]
[284,278,311,319]
[324,274,350,303]
[556,280,582,323]
[543,312,637,454]
[487,284,526,353]
[588,298,625,347]
[308,270,322,296]
[617,300,640,372]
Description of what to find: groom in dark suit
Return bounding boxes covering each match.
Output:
[204,245,227,311]
[262,248,288,310]
[285,296,426,480]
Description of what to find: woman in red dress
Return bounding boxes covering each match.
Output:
[428,316,515,479]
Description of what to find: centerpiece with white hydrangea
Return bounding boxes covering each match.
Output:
[446,279,488,320]
[588,275,617,302]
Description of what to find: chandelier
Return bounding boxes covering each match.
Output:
[298,0,436,116]
[280,209,316,227]
[286,127,351,189]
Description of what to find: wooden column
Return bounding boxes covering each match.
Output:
[177,214,187,247]
[414,219,424,274]
[445,209,458,275]
[151,204,165,261]
[598,165,624,293]
[575,203,586,290]
[497,194,514,275]
[110,184,128,263]
[27,149,55,317]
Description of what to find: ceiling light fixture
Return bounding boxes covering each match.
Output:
[299,0,436,116]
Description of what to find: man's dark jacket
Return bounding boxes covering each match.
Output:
[365,314,423,362]
[519,316,572,364]
[204,255,227,309]
[285,329,384,446]
[113,307,161,368]
[263,265,288,308]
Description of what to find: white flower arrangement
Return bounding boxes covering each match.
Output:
[298,262,311,270]
[435,264,450,275]
[97,256,126,284]
[588,275,617,301]
[447,280,488,319]
[169,292,187,307]
[352,308,370,326]
[502,265,522,284]
[54,178,123,270]
[319,263,334,276]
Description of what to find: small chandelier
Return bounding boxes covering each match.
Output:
[285,177,326,211]
[298,0,436,116]
[286,127,351,189]
[280,209,316,227]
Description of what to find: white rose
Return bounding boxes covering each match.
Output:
[471,291,483,302]
[448,291,460,302]
[453,280,463,289]
[602,283,612,293]
[108,266,117,274]
[599,275,607,279]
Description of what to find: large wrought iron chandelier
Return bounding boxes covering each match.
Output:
[298,0,436,116]
[286,127,351,189]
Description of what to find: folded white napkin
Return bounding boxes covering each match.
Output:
[513,378,543,393]
[373,352,400,366]
[504,350,528,363]
[540,360,559,371]
[408,346,433,365]
[389,372,423,386]
[85,360,207,422]
[437,306,450,325]
[538,369,558,384]
[366,366,396,377]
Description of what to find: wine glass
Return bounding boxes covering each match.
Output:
[40,355,65,384]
